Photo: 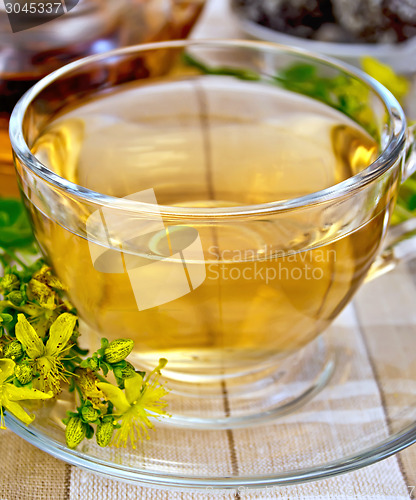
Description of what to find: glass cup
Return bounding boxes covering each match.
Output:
[9,40,416,427]
[0,0,205,197]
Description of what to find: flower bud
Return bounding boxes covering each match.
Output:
[113,361,136,381]
[96,420,114,447]
[81,405,99,423]
[88,357,99,371]
[0,274,20,293]
[104,339,134,364]
[14,362,33,385]
[65,417,86,449]
[4,340,23,360]
[7,291,24,306]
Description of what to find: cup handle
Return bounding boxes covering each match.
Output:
[365,124,416,282]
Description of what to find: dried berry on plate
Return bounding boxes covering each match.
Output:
[233,0,416,43]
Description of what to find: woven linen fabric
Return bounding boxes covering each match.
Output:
[2,260,416,500]
[2,0,416,499]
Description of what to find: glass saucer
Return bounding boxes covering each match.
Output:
[5,258,416,490]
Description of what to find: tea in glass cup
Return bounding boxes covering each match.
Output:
[10,41,412,426]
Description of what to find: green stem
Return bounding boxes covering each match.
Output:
[74,383,85,405]
[95,373,108,384]
[0,301,30,313]
[0,252,8,270]
[182,53,261,81]
[1,248,28,269]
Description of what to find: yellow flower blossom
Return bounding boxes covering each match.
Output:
[27,266,67,311]
[361,57,410,103]
[32,265,67,291]
[0,359,52,428]
[15,312,77,394]
[74,367,107,411]
[97,359,169,448]
[28,278,56,310]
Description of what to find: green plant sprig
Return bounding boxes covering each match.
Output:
[0,207,169,448]
[183,53,416,225]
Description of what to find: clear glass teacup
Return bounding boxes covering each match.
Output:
[9,40,416,427]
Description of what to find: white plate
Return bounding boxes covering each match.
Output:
[232,7,416,74]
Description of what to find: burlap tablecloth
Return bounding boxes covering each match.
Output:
[1,0,416,498]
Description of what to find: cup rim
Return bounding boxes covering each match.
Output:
[9,39,407,218]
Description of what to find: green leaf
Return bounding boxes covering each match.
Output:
[280,63,317,82]
[0,198,35,250]
[408,194,416,211]
[101,362,109,376]
[111,360,127,369]
[71,345,89,356]
[68,377,76,393]
[85,424,94,439]
[0,313,13,324]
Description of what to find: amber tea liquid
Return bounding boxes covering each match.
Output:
[29,77,389,380]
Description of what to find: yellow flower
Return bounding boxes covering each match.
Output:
[32,265,67,291]
[361,57,410,103]
[74,368,107,411]
[97,359,169,448]
[15,312,77,394]
[27,279,56,310]
[0,358,52,429]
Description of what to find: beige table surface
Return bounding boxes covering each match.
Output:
[2,0,416,498]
